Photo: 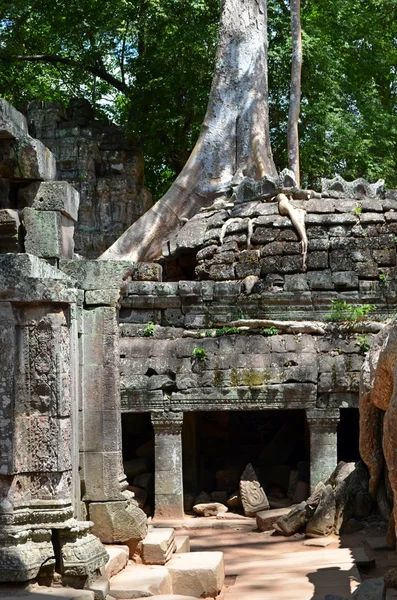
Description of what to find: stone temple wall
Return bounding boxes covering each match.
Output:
[23,99,152,258]
[118,173,397,519]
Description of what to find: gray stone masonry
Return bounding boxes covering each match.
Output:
[24,99,152,258]
[0,254,107,585]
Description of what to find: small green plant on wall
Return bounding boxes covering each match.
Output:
[327,300,375,323]
[353,202,362,216]
[262,326,279,336]
[143,321,155,336]
[356,334,371,354]
[191,346,207,361]
[379,273,388,283]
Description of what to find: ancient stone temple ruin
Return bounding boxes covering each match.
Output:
[1,97,397,597]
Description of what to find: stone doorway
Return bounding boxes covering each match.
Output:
[122,413,154,516]
[182,410,309,512]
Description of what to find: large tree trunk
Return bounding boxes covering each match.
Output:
[287,0,302,187]
[100,0,276,263]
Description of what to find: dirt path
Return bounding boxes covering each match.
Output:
[187,520,388,600]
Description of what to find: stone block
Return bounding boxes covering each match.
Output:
[332,271,359,289]
[141,528,176,565]
[133,263,162,281]
[14,136,56,180]
[60,259,132,289]
[23,208,74,258]
[88,576,110,600]
[19,181,80,221]
[109,564,172,599]
[175,536,190,554]
[166,551,224,598]
[89,500,148,544]
[0,209,21,252]
[256,507,293,531]
[0,98,29,139]
[85,290,121,306]
[100,545,129,579]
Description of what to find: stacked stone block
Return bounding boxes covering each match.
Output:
[24,99,152,258]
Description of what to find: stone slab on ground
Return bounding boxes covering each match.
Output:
[303,537,333,547]
[166,551,225,598]
[256,507,293,531]
[175,536,190,554]
[109,565,172,599]
[141,528,176,565]
[0,586,94,600]
[101,546,129,579]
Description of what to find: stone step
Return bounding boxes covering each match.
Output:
[0,586,95,600]
[166,551,225,598]
[101,546,129,579]
[142,528,176,565]
[109,565,172,599]
[175,535,190,554]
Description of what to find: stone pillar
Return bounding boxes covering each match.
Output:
[0,255,107,584]
[306,409,340,493]
[59,259,148,544]
[151,412,184,520]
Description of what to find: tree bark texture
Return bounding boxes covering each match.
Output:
[100,0,276,263]
[287,0,302,187]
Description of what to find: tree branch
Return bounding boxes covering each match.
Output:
[1,54,130,94]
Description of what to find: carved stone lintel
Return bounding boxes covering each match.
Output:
[306,409,340,432]
[151,411,183,435]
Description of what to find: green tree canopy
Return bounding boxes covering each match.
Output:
[1,0,397,194]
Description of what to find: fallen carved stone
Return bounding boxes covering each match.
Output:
[239,463,269,516]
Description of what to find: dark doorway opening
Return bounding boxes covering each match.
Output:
[121,412,154,516]
[338,407,360,463]
[182,409,309,512]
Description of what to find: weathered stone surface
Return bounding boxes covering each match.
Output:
[0,209,21,252]
[306,484,336,537]
[274,502,314,536]
[25,100,152,258]
[350,577,385,599]
[256,507,292,531]
[239,463,269,516]
[109,564,172,599]
[141,528,176,565]
[19,181,80,221]
[59,259,132,289]
[175,536,190,554]
[101,546,129,579]
[0,98,29,139]
[89,500,148,544]
[193,503,228,517]
[23,208,74,258]
[166,551,225,598]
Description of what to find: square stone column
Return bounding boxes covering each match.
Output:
[306,409,340,493]
[59,259,148,544]
[151,412,184,520]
